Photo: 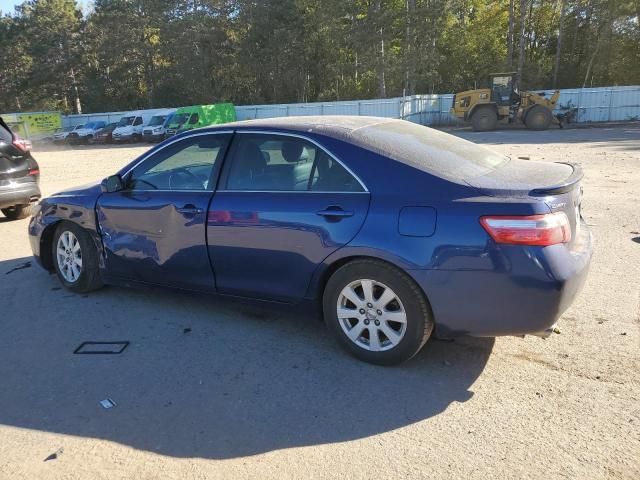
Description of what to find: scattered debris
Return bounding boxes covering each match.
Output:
[517,156,531,160]
[620,332,627,336]
[443,360,452,367]
[51,287,61,291]
[5,261,31,275]
[43,447,64,462]
[183,327,192,334]
[100,398,117,409]
[74,341,129,355]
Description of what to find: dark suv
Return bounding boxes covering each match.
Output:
[0,117,41,220]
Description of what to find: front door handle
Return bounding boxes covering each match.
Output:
[177,204,204,215]
[316,206,354,218]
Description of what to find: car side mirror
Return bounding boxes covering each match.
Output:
[101,174,124,193]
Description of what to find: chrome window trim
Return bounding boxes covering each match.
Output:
[224,130,369,193]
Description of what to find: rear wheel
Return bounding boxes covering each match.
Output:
[323,259,434,365]
[52,222,104,293]
[525,105,553,130]
[1,204,34,220]
[471,106,498,132]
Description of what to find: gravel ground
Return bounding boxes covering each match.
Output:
[0,125,638,479]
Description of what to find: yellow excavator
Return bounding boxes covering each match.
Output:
[451,72,560,132]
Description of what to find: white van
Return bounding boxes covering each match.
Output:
[142,109,176,142]
[112,112,155,143]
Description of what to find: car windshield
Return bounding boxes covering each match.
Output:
[117,116,136,127]
[171,113,189,125]
[84,122,96,129]
[148,116,166,127]
[163,114,175,127]
[74,124,85,130]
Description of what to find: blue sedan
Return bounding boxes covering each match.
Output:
[29,117,592,364]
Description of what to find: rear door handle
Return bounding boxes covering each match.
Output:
[316,206,354,218]
[177,204,204,214]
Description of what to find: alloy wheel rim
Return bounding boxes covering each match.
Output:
[337,279,407,352]
[56,231,83,283]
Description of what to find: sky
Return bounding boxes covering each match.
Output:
[0,1,88,15]
[0,0,19,13]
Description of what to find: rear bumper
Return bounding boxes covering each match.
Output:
[0,183,41,209]
[410,222,593,337]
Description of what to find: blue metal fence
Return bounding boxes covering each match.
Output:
[62,85,640,128]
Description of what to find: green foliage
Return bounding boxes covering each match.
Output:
[0,0,638,113]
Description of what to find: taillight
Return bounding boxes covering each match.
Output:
[480,213,571,246]
[28,168,40,176]
[13,136,31,152]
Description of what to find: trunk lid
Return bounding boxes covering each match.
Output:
[467,159,584,247]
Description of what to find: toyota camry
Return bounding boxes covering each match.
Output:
[29,117,592,364]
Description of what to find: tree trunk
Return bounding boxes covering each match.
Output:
[374,0,386,98]
[405,0,416,95]
[378,28,386,97]
[517,0,528,81]
[553,0,566,88]
[69,67,82,114]
[507,0,515,67]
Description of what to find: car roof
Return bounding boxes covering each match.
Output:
[222,115,395,136]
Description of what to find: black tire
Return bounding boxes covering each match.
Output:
[52,221,104,293]
[1,204,34,220]
[471,106,498,132]
[525,105,553,130]
[323,259,434,365]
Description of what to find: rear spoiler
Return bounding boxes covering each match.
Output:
[530,162,583,196]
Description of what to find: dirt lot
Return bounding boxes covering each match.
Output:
[0,125,638,479]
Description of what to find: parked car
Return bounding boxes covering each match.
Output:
[164,103,236,138]
[0,117,40,220]
[53,125,82,144]
[28,117,592,364]
[92,123,118,144]
[67,121,107,145]
[142,111,176,142]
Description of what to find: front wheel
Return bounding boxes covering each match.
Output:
[471,106,498,132]
[52,222,104,293]
[323,259,434,365]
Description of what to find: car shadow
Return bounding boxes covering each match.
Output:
[0,256,494,460]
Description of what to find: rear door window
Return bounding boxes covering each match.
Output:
[223,133,364,192]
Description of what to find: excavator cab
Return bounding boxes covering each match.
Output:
[489,72,519,107]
